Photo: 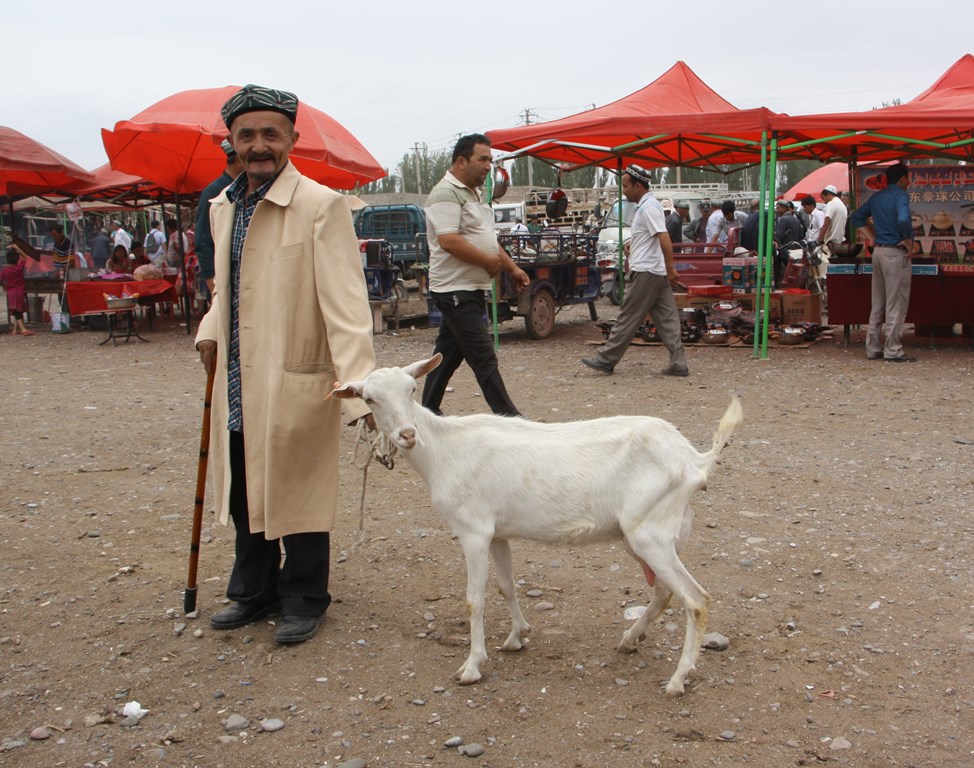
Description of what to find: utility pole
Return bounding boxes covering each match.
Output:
[413,142,427,194]
[520,109,538,189]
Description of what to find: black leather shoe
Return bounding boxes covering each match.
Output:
[660,364,689,377]
[581,356,614,374]
[210,601,281,630]
[274,615,323,644]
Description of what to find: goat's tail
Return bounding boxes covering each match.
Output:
[702,396,743,471]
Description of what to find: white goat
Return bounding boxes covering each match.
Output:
[333,354,742,695]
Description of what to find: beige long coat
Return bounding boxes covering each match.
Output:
[195,162,374,539]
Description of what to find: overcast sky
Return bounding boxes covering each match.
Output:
[3,0,971,182]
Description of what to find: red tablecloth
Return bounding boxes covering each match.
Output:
[65,279,178,316]
[827,274,974,326]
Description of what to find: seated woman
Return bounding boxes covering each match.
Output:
[105,245,131,274]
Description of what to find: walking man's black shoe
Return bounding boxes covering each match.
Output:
[210,601,281,630]
[274,615,323,644]
[581,356,614,374]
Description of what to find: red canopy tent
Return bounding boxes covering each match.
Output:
[771,54,974,163]
[102,85,386,194]
[0,125,93,196]
[487,61,775,172]
[66,163,151,198]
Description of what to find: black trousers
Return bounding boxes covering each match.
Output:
[422,289,520,417]
[226,431,331,618]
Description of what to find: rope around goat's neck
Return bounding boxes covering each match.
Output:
[351,419,396,549]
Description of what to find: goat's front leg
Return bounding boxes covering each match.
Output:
[456,535,491,684]
[490,538,530,651]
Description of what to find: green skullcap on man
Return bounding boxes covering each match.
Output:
[221,84,299,128]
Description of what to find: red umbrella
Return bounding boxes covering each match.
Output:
[0,125,93,196]
[102,85,386,193]
[780,163,851,201]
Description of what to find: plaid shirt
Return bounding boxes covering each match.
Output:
[224,172,278,433]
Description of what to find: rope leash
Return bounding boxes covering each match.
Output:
[351,419,396,549]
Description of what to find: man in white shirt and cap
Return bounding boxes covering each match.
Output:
[820,184,848,249]
[582,165,688,377]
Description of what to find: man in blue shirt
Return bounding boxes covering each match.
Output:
[194,139,242,297]
[850,162,915,362]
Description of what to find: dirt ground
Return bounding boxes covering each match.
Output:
[1,295,972,768]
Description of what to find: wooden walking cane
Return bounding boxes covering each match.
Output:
[184,368,215,614]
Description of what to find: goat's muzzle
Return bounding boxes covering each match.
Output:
[397,427,417,450]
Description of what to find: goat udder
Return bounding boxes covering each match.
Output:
[636,556,656,587]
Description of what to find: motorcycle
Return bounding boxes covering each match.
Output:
[597,252,627,305]
[780,239,829,303]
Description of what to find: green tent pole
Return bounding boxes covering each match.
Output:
[760,135,780,358]
[752,132,771,358]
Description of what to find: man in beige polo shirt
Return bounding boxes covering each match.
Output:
[422,133,529,417]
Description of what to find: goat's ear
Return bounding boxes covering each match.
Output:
[328,382,362,400]
[403,353,443,381]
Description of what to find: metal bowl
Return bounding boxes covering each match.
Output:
[106,297,137,310]
[701,327,730,345]
[778,326,805,345]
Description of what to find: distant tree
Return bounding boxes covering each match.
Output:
[360,172,399,195]
[509,157,599,190]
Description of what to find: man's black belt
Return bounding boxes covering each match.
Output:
[875,242,906,248]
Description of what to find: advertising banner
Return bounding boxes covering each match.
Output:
[856,164,974,268]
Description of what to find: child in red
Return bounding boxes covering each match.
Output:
[1,248,32,335]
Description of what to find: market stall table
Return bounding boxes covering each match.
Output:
[826,263,974,345]
[77,306,149,346]
[65,279,178,317]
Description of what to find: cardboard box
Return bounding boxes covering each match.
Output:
[727,291,783,322]
[722,256,759,292]
[781,292,822,324]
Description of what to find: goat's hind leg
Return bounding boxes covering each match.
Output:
[625,534,709,696]
[618,579,673,654]
[618,540,673,653]
[490,539,530,652]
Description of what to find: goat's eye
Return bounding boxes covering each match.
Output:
[364,398,374,405]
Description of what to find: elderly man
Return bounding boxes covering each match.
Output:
[421,133,530,417]
[683,200,712,242]
[582,165,687,377]
[195,84,376,644]
[850,162,916,363]
[666,200,689,244]
[819,184,848,250]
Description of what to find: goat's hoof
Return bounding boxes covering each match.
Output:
[616,636,640,654]
[456,662,482,685]
[664,678,687,696]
